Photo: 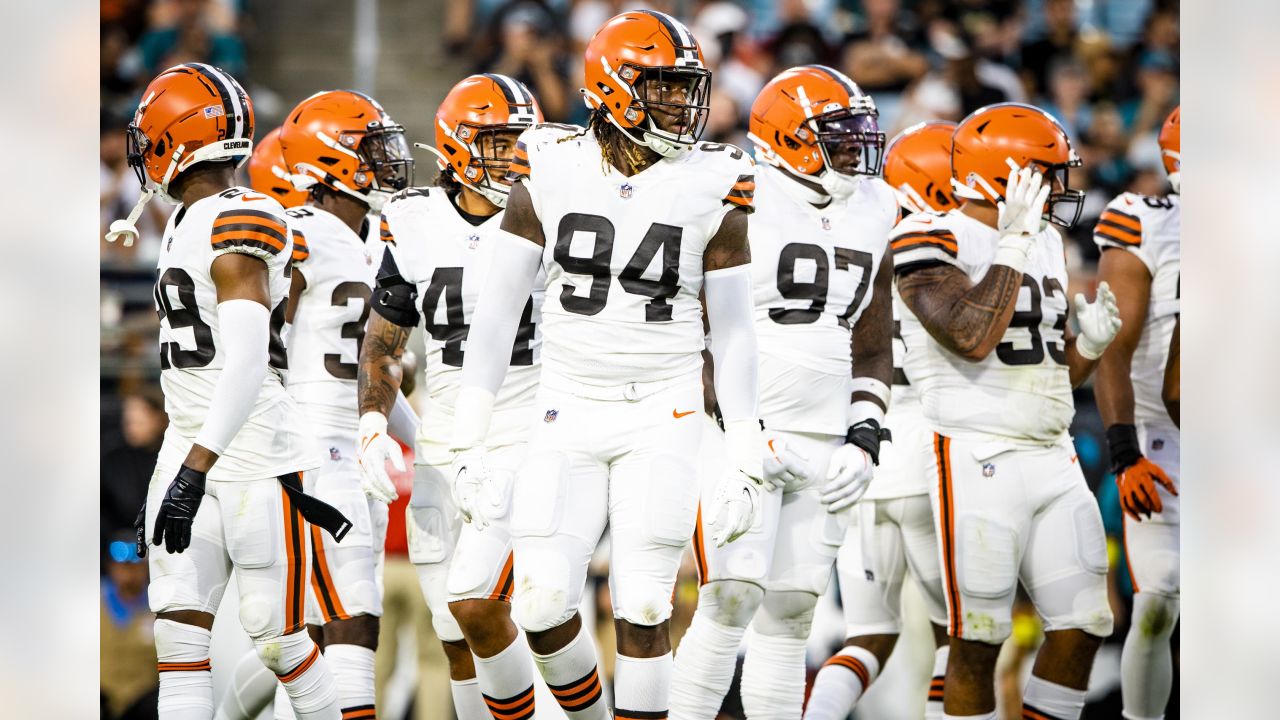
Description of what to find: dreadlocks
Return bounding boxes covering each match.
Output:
[581,108,659,176]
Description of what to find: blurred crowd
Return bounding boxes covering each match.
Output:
[100,1,1178,718]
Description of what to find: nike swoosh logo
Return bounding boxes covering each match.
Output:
[241,193,267,202]
[673,409,696,419]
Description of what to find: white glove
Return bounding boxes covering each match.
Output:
[820,444,874,512]
[358,412,405,504]
[708,468,763,547]
[723,418,777,491]
[994,161,1051,271]
[764,436,813,492]
[449,448,512,530]
[1074,280,1123,360]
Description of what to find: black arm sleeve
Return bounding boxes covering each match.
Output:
[370,248,421,328]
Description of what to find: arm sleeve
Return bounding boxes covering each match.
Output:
[193,299,271,456]
[387,391,420,446]
[452,229,543,448]
[704,264,759,422]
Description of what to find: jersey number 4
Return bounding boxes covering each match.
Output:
[554,213,682,321]
[421,267,536,367]
[154,269,288,371]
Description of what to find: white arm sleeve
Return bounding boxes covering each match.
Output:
[387,391,420,446]
[705,264,759,422]
[193,299,270,456]
[452,229,543,449]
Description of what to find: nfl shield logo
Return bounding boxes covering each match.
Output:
[619,183,634,199]
[329,446,342,461]
[468,234,481,249]
[544,409,558,423]
[982,462,995,477]
[1152,439,1164,450]
[821,217,831,231]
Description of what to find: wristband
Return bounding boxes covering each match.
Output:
[845,418,891,466]
[1106,423,1142,473]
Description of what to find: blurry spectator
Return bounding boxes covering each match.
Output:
[764,0,838,73]
[1119,50,1178,137]
[101,113,166,265]
[478,1,572,121]
[101,388,167,561]
[934,27,1022,116]
[704,89,748,148]
[840,0,928,95]
[101,533,158,720]
[1020,0,1079,97]
[694,1,768,121]
[137,0,246,78]
[1040,58,1094,140]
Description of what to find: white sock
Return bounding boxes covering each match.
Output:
[450,679,489,720]
[155,619,214,719]
[259,631,340,719]
[926,645,949,720]
[325,644,377,719]
[1121,592,1177,720]
[803,645,880,720]
[534,624,606,720]
[476,638,537,720]
[614,652,672,720]
[273,683,295,720]
[740,635,808,720]
[213,649,277,720]
[1023,675,1087,720]
[671,616,746,720]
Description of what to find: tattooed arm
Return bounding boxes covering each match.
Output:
[357,312,412,417]
[896,261,1024,362]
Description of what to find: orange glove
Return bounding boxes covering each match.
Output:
[1116,457,1178,521]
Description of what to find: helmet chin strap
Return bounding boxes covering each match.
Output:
[413,142,510,208]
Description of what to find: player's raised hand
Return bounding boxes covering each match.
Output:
[1074,281,1123,360]
[1117,458,1178,521]
[997,160,1050,238]
[820,444,874,512]
[763,436,813,491]
[709,468,762,547]
[357,412,405,504]
[152,466,207,554]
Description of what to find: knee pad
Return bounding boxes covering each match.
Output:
[238,591,277,641]
[751,590,817,639]
[513,584,574,634]
[252,628,316,675]
[614,583,676,627]
[696,580,765,628]
[1131,592,1180,642]
[154,618,212,663]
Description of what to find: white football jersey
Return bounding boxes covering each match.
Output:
[379,187,545,460]
[154,187,317,480]
[516,123,756,387]
[283,206,382,434]
[750,165,897,435]
[892,210,1074,443]
[1093,192,1180,429]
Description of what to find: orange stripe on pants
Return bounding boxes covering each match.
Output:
[311,524,350,622]
[934,433,962,639]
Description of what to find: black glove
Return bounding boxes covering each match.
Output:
[134,501,148,558]
[845,418,892,466]
[152,465,208,554]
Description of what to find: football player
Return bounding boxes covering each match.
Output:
[357,74,546,720]
[106,63,347,719]
[247,127,307,209]
[275,89,420,720]
[1092,105,1180,720]
[892,103,1121,720]
[444,12,770,720]
[804,121,958,720]
[671,65,898,720]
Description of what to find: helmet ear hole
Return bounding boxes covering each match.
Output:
[783,136,801,150]
[155,139,166,157]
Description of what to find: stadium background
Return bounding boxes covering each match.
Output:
[98,0,1179,718]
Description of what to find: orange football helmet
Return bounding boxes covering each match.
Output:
[1159,105,1180,193]
[247,127,306,208]
[951,102,1084,227]
[582,10,711,157]
[425,73,542,208]
[107,62,255,244]
[883,121,958,214]
[748,65,884,197]
[278,90,413,213]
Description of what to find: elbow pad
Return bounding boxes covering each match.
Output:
[371,277,420,328]
[705,264,759,423]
